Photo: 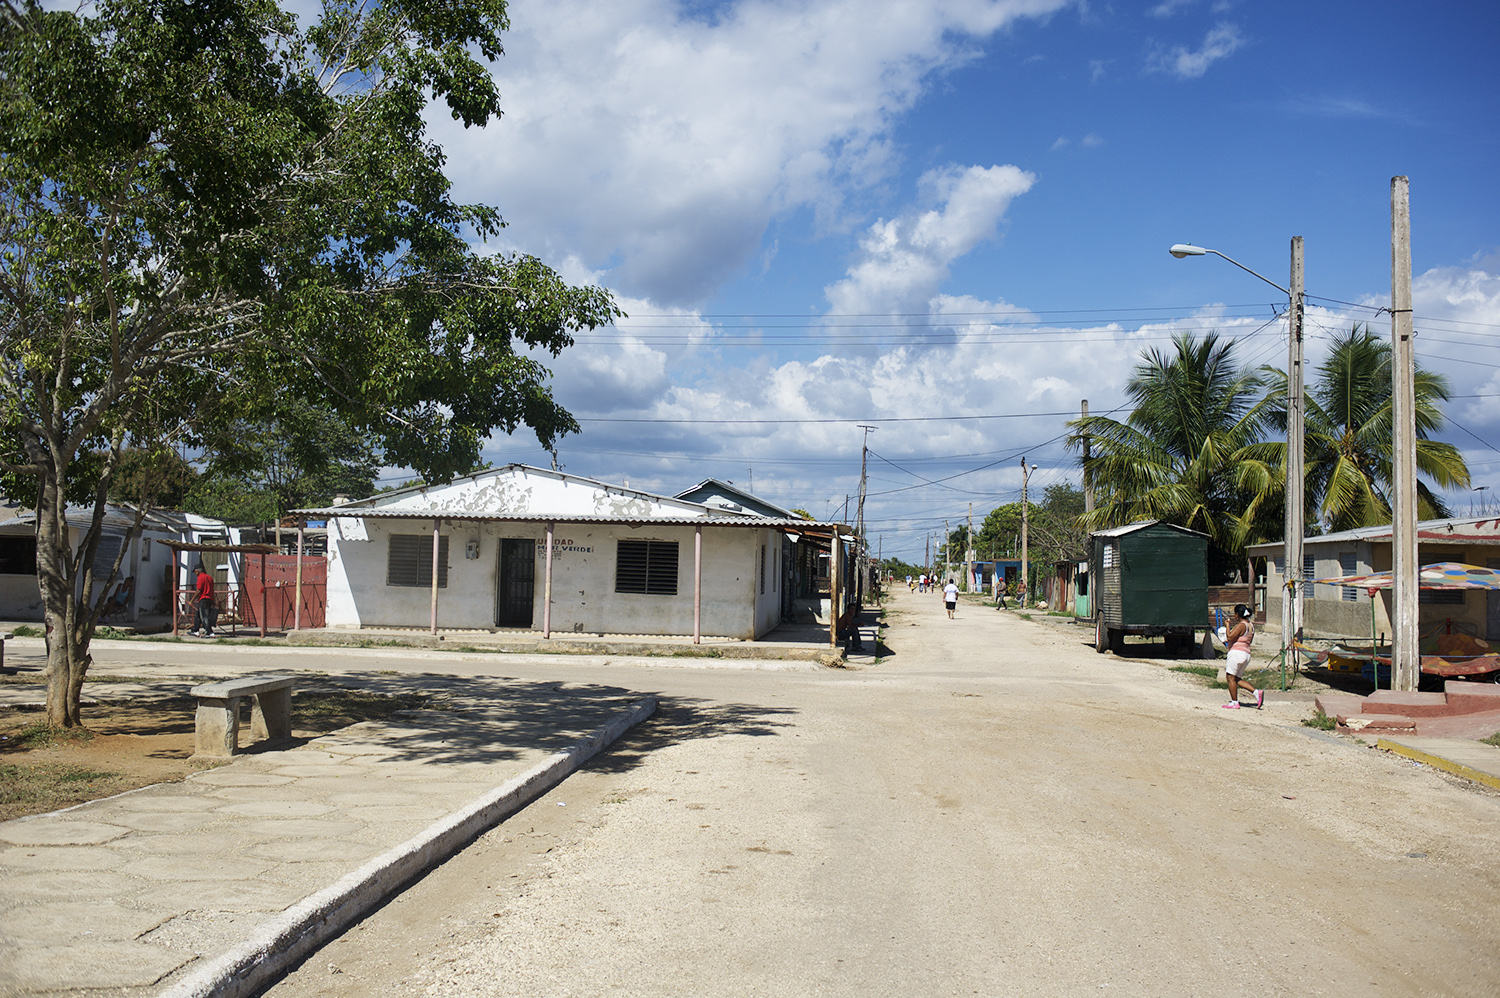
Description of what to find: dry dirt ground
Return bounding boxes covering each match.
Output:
[246,589,1500,998]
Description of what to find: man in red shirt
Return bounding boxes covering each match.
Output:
[191,562,216,638]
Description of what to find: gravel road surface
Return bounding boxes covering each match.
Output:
[30,587,1500,997]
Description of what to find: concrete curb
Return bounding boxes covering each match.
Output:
[153,695,658,998]
[1376,737,1500,791]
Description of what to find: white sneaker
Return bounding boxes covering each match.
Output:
[1221,701,1241,709]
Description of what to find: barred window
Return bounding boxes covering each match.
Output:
[616,540,678,595]
[0,535,36,575]
[387,534,449,588]
[1339,553,1358,602]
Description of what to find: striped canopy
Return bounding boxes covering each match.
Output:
[1313,561,1500,591]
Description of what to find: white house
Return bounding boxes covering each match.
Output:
[0,504,240,622]
[302,465,843,640]
[1248,515,1500,641]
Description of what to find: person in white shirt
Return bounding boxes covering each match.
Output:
[943,578,959,618]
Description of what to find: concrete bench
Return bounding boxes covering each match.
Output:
[190,674,296,758]
[0,632,12,674]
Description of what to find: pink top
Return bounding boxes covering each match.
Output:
[1230,621,1254,654]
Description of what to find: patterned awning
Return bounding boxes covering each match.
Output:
[1313,561,1500,590]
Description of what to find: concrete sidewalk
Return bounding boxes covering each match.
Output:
[1376,736,1500,791]
[0,673,654,998]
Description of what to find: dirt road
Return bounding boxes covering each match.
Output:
[235,590,1499,995]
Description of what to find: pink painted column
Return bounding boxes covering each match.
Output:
[293,523,304,631]
[430,518,440,635]
[693,524,703,644]
[543,521,555,638]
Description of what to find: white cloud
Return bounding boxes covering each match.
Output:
[823,164,1036,315]
[428,0,1071,306]
[1147,0,1198,17]
[1148,22,1244,79]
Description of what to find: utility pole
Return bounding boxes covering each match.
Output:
[1285,236,1307,650]
[1081,400,1094,515]
[967,502,974,591]
[855,425,875,610]
[1020,458,1031,608]
[1391,176,1419,691]
[943,519,951,582]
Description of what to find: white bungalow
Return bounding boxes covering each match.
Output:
[301,465,845,641]
[0,503,240,622]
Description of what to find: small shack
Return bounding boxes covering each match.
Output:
[1090,520,1209,655]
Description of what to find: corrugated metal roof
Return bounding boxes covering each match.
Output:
[1089,520,1209,540]
[1246,515,1500,554]
[294,507,838,531]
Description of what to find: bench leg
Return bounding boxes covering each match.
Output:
[195,696,240,757]
[251,687,292,742]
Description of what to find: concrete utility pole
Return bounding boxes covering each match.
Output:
[1081,400,1094,516]
[943,519,951,582]
[855,425,875,610]
[967,502,974,591]
[1391,176,1419,692]
[1020,458,1031,607]
[1286,236,1306,647]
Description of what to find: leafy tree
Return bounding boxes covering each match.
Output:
[0,0,620,726]
[1066,332,1279,570]
[107,447,197,510]
[1266,324,1469,532]
[186,398,381,527]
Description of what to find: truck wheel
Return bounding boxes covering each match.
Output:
[1095,616,1108,654]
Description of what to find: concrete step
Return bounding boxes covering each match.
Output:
[1362,691,1451,717]
[1442,680,1500,716]
[1337,712,1418,733]
[1314,693,1366,720]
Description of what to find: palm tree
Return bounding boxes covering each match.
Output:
[1067,331,1279,557]
[1266,324,1469,532]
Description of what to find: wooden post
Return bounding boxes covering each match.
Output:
[429,518,440,636]
[693,524,702,644]
[1391,177,1419,691]
[543,520,554,639]
[293,522,304,631]
[171,548,180,636]
[829,527,840,648]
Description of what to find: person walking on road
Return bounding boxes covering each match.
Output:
[1221,604,1262,709]
[944,578,959,619]
[190,562,217,639]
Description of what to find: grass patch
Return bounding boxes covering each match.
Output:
[1170,664,1218,679]
[1,722,95,751]
[0,762,124,820]
[669,648,723,658]
[11,625,43,638]
[1481,731,1500,747]
[1017,613,1032,621]
[1303,712,1337,730]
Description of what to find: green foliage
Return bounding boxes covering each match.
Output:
[1304,713,1338,731]
[1267,324,1469,532]
[1067,331,1278,567]
[106,447,197,509]
[0,0,619,725]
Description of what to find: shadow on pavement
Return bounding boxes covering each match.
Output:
[586,695,798,775]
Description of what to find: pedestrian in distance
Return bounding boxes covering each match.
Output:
[1220,604,1262,709]
[944,578,959,619]
[190,562,217,638]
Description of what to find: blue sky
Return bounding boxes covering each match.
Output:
[412,0,1500,559]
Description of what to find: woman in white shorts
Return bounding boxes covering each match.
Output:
[1222,603,1263,709]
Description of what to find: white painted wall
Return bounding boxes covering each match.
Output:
[326,518,781,638]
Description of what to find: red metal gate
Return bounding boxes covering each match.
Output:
[243,554,327,630]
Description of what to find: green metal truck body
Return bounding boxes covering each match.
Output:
[1090,520,1209,656]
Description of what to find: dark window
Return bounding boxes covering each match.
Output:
[387,534,449,588]
[0,535,37,575]
[1421,588,1465,606]
[1339,553,1358,602]
[616,540,678,595]
[759,545,766,595]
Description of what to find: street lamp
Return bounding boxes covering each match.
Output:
[1170,239,1306,658]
